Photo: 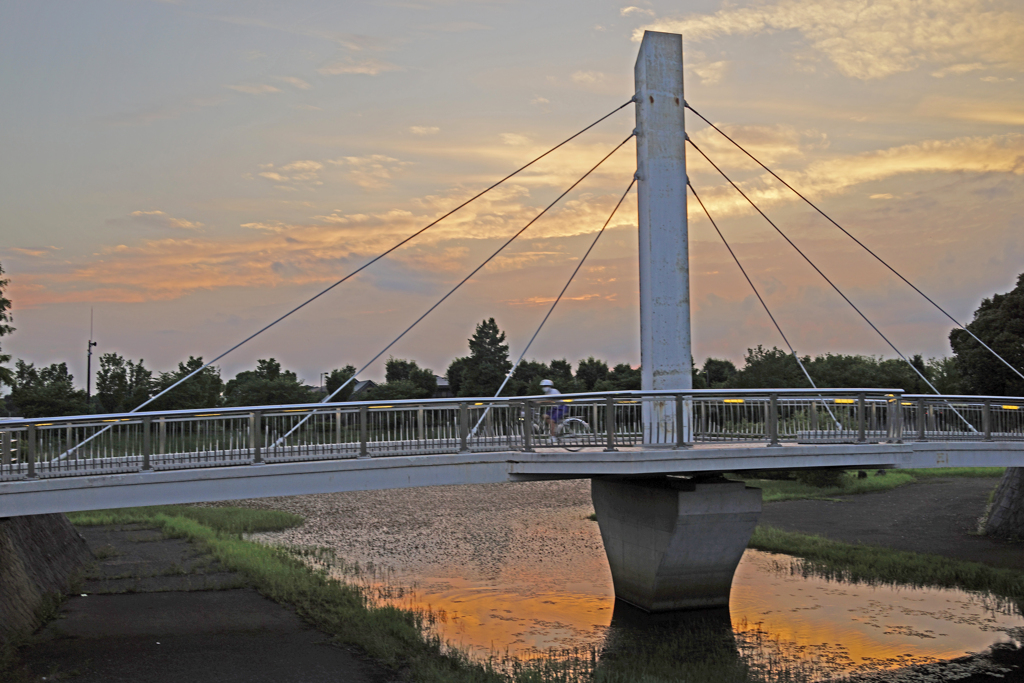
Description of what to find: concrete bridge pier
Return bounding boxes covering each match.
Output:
[591,476,762,612]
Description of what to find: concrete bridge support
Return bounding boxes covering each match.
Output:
[591,476,762,612]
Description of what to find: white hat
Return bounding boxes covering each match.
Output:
[540,379,554,387]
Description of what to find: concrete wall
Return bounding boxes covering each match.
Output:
[0,514,92,647]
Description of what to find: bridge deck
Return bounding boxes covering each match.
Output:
[2,439,1021,517]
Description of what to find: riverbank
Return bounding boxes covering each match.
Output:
[3,510,397,683]
[4,474,1022,683]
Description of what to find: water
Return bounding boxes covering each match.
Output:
[243,480,1024,679]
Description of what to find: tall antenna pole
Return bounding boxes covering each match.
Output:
[86,308,97,403]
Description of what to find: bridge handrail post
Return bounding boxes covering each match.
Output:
[983,400,993,441]
[675,394,690,449]
[26,424,36,478]
[335,409,343,446]
[358,406,369,459]
[857,393,867,443]
[888,392,903,444]
[65,424,74,462]
[523,401,535,453]
[916,398,927,442]
[1,430,10,466]
[417,408,425,443]
[158,418,166,455]
[767,394,780,447]
[604,397,618,452]
[250,411,263,463]
[459,402,469,453]
[142,417,152,471]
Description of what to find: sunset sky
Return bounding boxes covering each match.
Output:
[2,0,1022,389]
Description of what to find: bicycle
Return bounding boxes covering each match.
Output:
[521,407,593,452]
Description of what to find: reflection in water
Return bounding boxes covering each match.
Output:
[248,481,1024,679]
[344,551,1024,679]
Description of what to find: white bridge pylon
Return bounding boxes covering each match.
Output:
[635,31,692,445]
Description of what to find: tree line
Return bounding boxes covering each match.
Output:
[1,262,1023,418]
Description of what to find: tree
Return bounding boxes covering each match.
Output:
[927,357,963,395]
[575,357,609,392]
[148,357,224,411]
[224,358,313,407]
[508,360,550,395]
[445,356,471,397]
[325,365,358,401]
[0,263,14,390]
[593,363,641,392]
[385,357,437,397]
[952,274,1024,539]
[548,359,576,392]
[727,346,809,389]
[950,272,1024,397]
[95,353,152,413]
[457,319,512,397]
[9,360,89,418]
[363,358,437,400]
[700,358,737,389]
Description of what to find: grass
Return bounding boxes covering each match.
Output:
[60,505,830,683]
[65,506,523,682]
[736,466,1004,503]
[67,505,304,535]
[749,525,1024,605]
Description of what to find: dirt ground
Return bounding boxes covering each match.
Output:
[759,475,1024,569]
[6,524,393,683]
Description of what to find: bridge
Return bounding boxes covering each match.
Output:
[2,32,1023,613]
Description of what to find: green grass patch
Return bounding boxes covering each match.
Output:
[737,467,1004,503]
[750,525,1024,604]
[67,505,303,535]
[66,506,539,682]
[742,471,917,502]
[901,467,1005,478]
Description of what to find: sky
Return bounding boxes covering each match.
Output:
[1,0,1022,389]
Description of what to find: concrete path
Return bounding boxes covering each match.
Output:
[11,525,391,683]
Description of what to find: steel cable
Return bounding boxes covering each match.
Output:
[274,134,636,444]
[688,138,977,431]
[128,99,636,416]
[688,180,841,429]
[470,177,637,437]
[685,103,1024,384]
[56,101,635,459]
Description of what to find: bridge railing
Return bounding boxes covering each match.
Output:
[3,389,1023,481]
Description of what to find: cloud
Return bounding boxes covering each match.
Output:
[225,83,281,94]
[636,0,1024,80]
[4,246,60,259]
[273,76,312,90]
[688,133,1024,218]
[620,6,655,17]
[687,123,825,169]
[500,133,531,146]
[410,126,440,135]
[571,71,605,85]
[531,96,550,105]
[127,210,204,230]
[689,60,729,85]
[317,58,401,76]
[920,97,1024,126]
[931,63,986,78]
[254,160,325,188]
[327,155,412,189]
[421,21,490,32]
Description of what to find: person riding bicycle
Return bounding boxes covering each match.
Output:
[539,379,567,437]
